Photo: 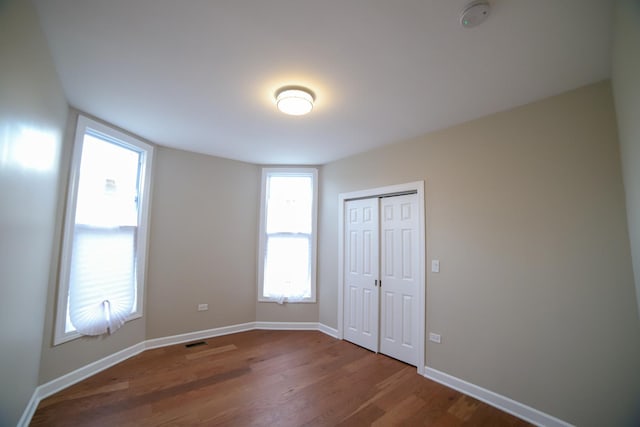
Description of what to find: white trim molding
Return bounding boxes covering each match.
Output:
[145,322,256,350]
[39,342,146,399]
[423,367,573,427]
[18,342,145,427]
[257,167,318,303]
[254,322,338,338]
[255,321,321,331]
[18,322,337,427]
[337,181,426,375]
[17,392,42,427]
[317,323,339,338]
[54,115,155,345]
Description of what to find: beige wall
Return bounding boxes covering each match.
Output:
[146,146,320,333]
[38,109,148,383]
[319,81,640,426]
[256,301,319,323]
[0,0,68,423]
[146,147,259,338]
[39,117,321,382]
[612,0,640,318]
[6,2,638,424]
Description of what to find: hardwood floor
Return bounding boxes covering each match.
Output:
[31,330,531,426]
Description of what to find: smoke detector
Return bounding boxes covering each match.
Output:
[460,1,491,28]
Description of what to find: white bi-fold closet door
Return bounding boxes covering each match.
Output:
[343,193,419,366]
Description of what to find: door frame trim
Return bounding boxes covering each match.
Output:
[337,181,425,375]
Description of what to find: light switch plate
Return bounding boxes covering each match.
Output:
[429,332,441,343]
[431,259,440,273]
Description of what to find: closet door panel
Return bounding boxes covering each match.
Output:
[380,194,419,365]
[343,198,379,352]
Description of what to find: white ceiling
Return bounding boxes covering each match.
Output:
[33,0,614,165]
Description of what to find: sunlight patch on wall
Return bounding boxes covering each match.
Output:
[0,123,60,172]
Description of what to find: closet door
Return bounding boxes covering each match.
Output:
[379,194,419,366]
[343,198,379,352]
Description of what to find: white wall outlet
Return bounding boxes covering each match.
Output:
[431,259,440,273]
[197,303,208,311]
[429,332,441,343]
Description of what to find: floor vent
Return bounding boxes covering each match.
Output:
[185,341,207,348]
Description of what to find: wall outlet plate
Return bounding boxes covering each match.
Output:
[429,332,442,343]
[197,303,208,311]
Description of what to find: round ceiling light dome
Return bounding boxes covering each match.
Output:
[275,86,315,116]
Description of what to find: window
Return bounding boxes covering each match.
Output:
[54,116,153,344]
[258,168,317,303]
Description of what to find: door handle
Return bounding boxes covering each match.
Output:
[374,279,378,287]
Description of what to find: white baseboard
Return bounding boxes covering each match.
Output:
[255,321,318,330]
[20,321,337,426]
[39,342,146,399]
[145,322,256,350]
[423,367,573,427]
[254,321,339,338]
[317,323,339,338]
[17,389,41,427]
[17,341,146,427]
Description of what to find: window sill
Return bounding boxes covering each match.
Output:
[258,298,317,304]
[53,312,142,346]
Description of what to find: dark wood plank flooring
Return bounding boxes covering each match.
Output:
[31,330,531,426]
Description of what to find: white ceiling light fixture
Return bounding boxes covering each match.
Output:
[275,86,315,116]
[460,1,491,28]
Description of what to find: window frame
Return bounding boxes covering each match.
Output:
[54,115,154,345]
[257,167,318,303]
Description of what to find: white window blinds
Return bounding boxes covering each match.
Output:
[68,226,136,335]
[67,134,141,335]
